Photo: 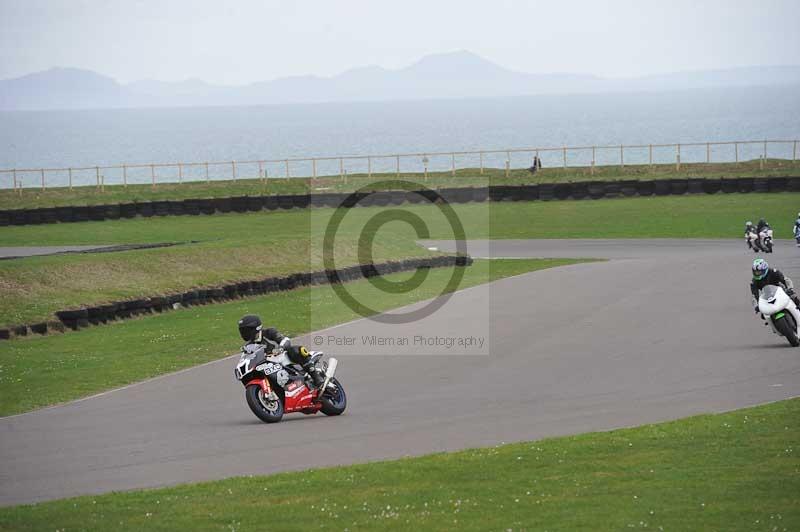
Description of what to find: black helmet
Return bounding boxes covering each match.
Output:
[238,314,262,342]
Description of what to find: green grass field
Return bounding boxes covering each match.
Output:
[1,397,796,531]
[2,158,797,210]
[1,193,797,327]
[0,258,584,416]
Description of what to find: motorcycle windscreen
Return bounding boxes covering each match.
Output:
[236,344,268,380]
[760,285,780,301]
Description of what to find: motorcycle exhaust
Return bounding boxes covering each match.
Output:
[320,357,338,393]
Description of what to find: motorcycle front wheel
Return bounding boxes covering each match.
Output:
[246,385,285,423]
[320,378,347,416]
[773,315,800,347]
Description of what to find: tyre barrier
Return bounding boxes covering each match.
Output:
[588,182,606,199]
[3,176,798,226]
[688,178,706,194]
[55,206,75,222]
[670,179,688,195]
[753,179,770,193]
[40,208,58,224]
[619,180,638,197]
[570,182,589,199]
[604,182,622,198]
[2,255,472,340]
[767,177,787,193]
[720,178,739,194]
[654,180,671,196]
[737,177,754,193]
[636,181,655,196]
[701,179,722,194]
[150,201,167,216]
[120,203,137,218]
[538,184,555,201]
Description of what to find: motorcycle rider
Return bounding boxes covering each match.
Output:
[237,314,325,388]
[793,214,800,247]
[744,221,757,249]
[756,218,770,233]
[751,258,800,312]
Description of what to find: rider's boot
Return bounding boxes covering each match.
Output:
[303,362,326,389]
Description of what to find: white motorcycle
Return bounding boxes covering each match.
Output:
[757,285,800,347]
[758,227,774,253]
[745,230,759,252]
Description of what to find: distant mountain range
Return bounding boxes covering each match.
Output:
[2,50,799,111]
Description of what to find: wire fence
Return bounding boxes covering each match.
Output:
[1,139,798,191]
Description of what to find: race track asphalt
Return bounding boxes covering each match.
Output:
[1,239,798,506]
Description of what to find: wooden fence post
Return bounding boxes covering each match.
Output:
[793,140,797,162]
[122,165,127,188]
[763,140,767,160]
[205,162,210,183]
[96,166,101,188]
[676,144,681,171]
[178,163,183,184]
[258,161,264,181]
[479,152,484,175]
[706,142,710,164]
[12,169,17,190]
[150,164,156,188]
[368,157,372,178]
[591,147,595,175]
[69,167,73,190]
[285,159,290,179]
[339,158,344,180]
[41,169,45,191]
[734,143,739,164]
[231,161,236,182]
[451,153,456,177]
[620,145,624,168]
[562,147,567,169]
[648,144,653,167]
[312,158,317,180]
[396,155,400,177]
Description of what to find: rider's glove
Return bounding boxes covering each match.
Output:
[754,305,760,314]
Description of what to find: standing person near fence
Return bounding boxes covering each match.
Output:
[528,155,542,175]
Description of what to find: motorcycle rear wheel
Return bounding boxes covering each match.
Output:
[773,314,800,347]
[320,378,347,416]
[246,385,285,423]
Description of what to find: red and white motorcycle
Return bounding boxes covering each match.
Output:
[234,345,346,423]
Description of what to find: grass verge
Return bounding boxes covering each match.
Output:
[0,258,584,416]
[0,193,797,327]
[1,397,797,531]
[1,158,798,210]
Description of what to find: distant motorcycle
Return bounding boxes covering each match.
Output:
[758,227,774,253]
[745,229,759,252]
[756,285,800,347]
[234,344,346,423]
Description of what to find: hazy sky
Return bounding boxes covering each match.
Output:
[1,0,798,84]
